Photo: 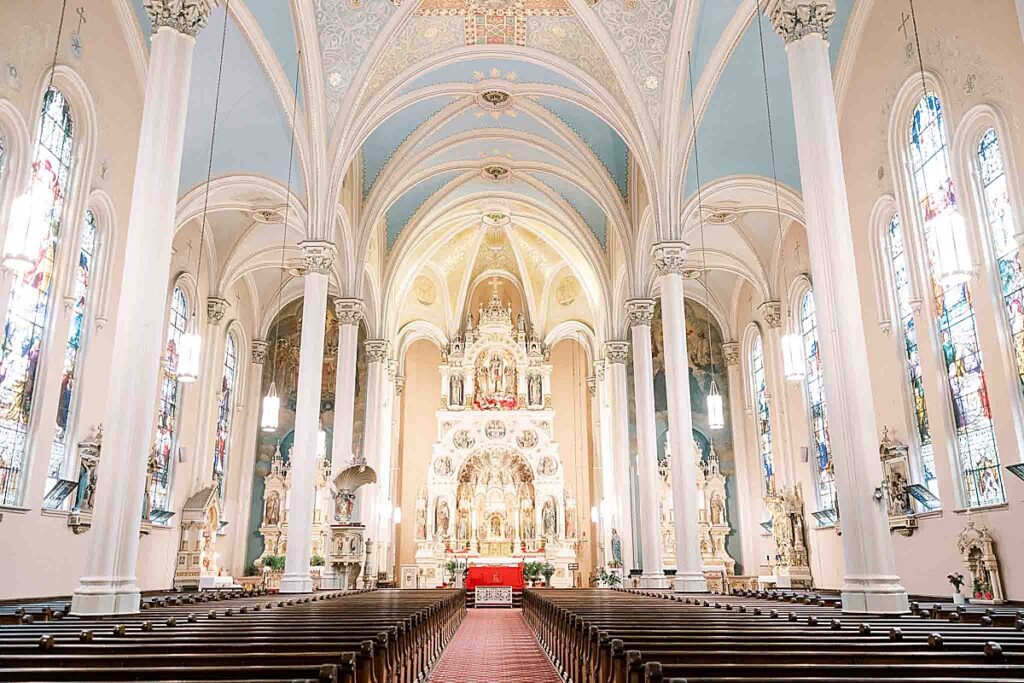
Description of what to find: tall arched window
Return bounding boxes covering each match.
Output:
[886,214,938,495]
[749,333,775,495]
[0,87,73,506]
[212,332,238,507]
[798,291,836,510]
[976,129,1024,394]
[908,93,1004,508]
[45,208,99,505]
[149,286,189,519]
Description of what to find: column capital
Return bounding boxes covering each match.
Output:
[593,359,606,381]
[300,240,336,275]
[334,298,364,326]
[395,376,406,395]
[651,241,691,278]
[625,298,657,327]
[143,0,212,38]
[387,359,398,382]
[604,340,630,365]
[722,341,741,367]
[759,301,783,328]
[206,296,229,326]
[251,339,269,365]
[768,0,836,44]
[365,339,390,363]
[586,376,597,397]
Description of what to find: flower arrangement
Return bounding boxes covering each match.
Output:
[946,572,965,593]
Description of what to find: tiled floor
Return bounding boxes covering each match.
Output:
[428,608,562,683]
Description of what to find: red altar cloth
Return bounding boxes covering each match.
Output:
[465,563,525,591]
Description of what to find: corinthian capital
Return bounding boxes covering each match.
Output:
[300,240,336,275]
[722,341,741,367]
[593,359,606,381]
[625,299,656,327]
[143,0,212,38]
[365,339,390,363]
[769,0,836,44]
[759,301,783,329]
[251,340,269,365]
[335,298,364,326]
[604,340,630,365]
[206,296,228,326]
[651,241,690,278]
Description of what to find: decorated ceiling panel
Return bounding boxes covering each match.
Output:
[244,0,301,90]
[530,171,607,247]
[534,96,628,197]
[386,170,464,247]
[362,95,460,196]
[591,0,675,123]
[413,104,570,153]
[397,58,593,98]
[179,7,303,195]
[689,0,743,80]
[418,138,566,170]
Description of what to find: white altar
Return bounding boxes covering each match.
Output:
[414,284,579,588]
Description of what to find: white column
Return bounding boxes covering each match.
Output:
[626,299,668,587]
[722,342,759,575]
[604,342,636,573]
[594,361,615,565]
[374,360,397,577]
[228,339,268,574]
[190,296,229,492]
[71,4,211,616]
[772,0,908,613]
[279,241,334,594]
[330,299,362,479]
[652,243,707,594]
[356,340,389,534]
[586,375,605,565]
[758,301,797,487]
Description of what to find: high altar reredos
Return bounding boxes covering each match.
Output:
[411,284,579,588]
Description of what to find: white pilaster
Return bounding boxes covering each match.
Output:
[652,243,708,594]
[594,361,615,565]
[772,0,908,613]
[279,241,334,594]
[604,341,636,573]
[356,340,390,538]
[228,339,268,574]
[190,296,229,492]
[626,299,668,588]
[758,301,796,488]
[722,342,759,575]
[330,299,363,479]
[71,6,211,615]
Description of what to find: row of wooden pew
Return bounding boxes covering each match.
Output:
[523,587,1024,683]
[0,588,465,682]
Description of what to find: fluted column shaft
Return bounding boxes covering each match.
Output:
[627,299,668,587]
[652,243,707,593]
[594,361,615,565]
[279,242,334,594]
[71,5,211,615]
[772,0,907,613]
[356,340,390,540]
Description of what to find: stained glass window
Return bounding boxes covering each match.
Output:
[886,214,938,495]
[149,286,189,519]
[0,87,73,506]
[212,333,238,507]
[45,209,98,506]
[750,333,775,495]
[909,93,1004,508]
[977,129,1024,398]
[799,291,836,511]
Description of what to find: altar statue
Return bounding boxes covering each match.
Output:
[265,491,281,526]
[542,498,557,538]
[435,500,450,538]
[611,528,623,566]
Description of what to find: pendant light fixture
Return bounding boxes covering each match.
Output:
[4,0,68,272]
[754,0,805,383]
[262,47,303,432]
[687,51,724,431]
[908,0,971,287]
[179,2,232,383]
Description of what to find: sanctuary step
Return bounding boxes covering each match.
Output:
[0,588,465,682]
[525,588,1024,683]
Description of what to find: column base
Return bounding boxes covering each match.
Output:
[639,573,670,589]
[70,578,141,616]
[673,573,708,594]
[278,573,314,594]
[841,576,909,614]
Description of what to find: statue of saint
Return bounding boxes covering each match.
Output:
[542,498,557,537]
[611,528,623,566]
[265,491,281,526]
[436,500,450,538]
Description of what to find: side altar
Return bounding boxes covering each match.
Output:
[414,285,581,588]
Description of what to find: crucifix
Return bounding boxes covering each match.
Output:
[70,7,86,59]
[897,11,911,39]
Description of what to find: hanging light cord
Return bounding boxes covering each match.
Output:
[687,50,716,450]
[270,49,303,378]
[26,1,68,170]
[909,0,928,100]
[194,0,231,324]
[754,0,788,259]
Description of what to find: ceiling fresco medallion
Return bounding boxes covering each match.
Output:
[481,164,512,181]
[413,275,437,305]
[251,207,285,224]
[416,0,572,46]
[555,275,579,306]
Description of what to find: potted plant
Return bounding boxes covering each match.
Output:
[541,563,556,587]
[443,560,459,587]
[597,567,622,589]
[310,555,325,567]
[522,561,543,587]
[947,572,965,606]
[972,576,985,600]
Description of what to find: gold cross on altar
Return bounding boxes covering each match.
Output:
[415,0,572,46]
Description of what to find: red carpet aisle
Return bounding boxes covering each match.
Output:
[428,608,562,682]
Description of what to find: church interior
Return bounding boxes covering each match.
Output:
[0,0,1022,680]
